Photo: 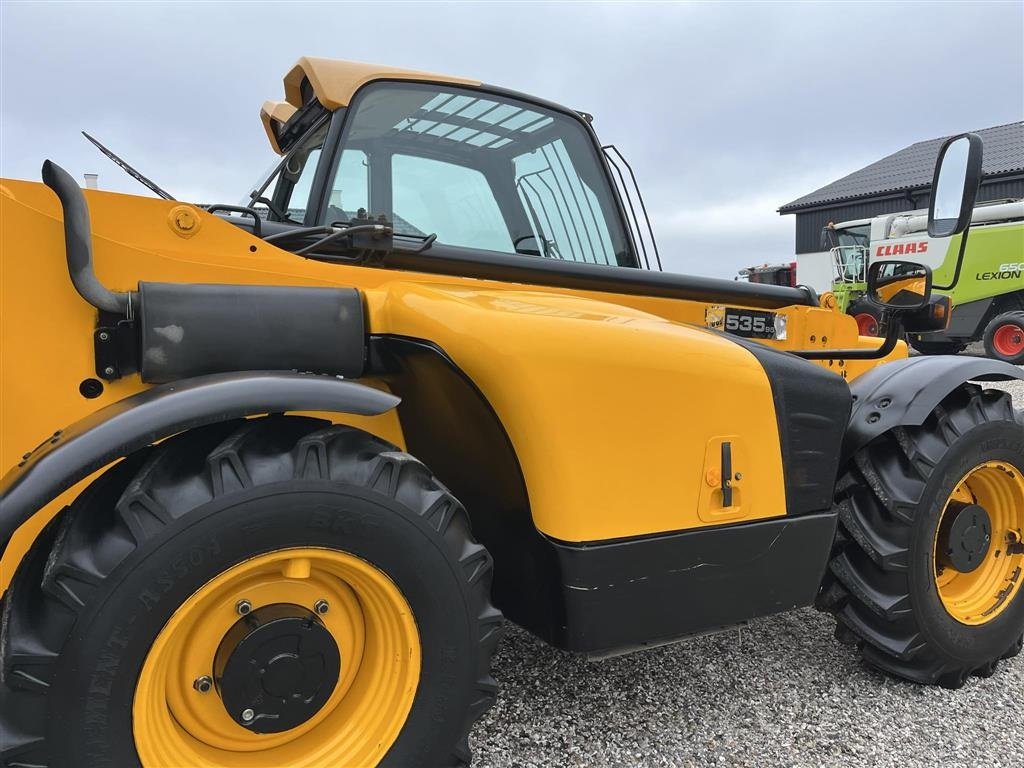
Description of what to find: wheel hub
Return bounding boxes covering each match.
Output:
[993,323,1024,357]
[937,502,992,574]
[214,603,341,734]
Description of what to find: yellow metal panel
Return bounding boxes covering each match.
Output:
[0,177,906,585]
[281,57,480,112]
[370,283,789,542]
[260,100,298,155]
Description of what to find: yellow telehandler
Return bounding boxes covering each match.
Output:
[1,58,1021,767]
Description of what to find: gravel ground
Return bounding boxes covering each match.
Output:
[471,364,1024,768]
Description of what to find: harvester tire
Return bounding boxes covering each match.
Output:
[817,385,1024,688]
[0,416,502,768]
[848,299,883,338]
[983,310,1024,365]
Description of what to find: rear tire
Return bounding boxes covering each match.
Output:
[817,385,1024,688]
[0,416,502,768]
[983,311,1024,364]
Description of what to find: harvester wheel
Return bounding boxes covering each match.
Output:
[983,311,1024,364]
[0,417,501,768]
[817,385,1024,688]
[848,299,883,337]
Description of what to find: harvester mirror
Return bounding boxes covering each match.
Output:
[867,260,933,310]
[928,133,983,238]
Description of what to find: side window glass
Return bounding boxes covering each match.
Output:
[325,149,369,223]
[282,147,321,221]
[513,139,617,265]
[250,120,328,224]
[392,155,513,252]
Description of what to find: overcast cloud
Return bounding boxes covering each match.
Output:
[2,1,1022,277]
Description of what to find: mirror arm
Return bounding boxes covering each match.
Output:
[792,313,903,361]
[932,227,970,291]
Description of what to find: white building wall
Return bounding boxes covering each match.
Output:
[795,250,834,292]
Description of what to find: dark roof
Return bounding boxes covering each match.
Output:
[779,121,1024,213]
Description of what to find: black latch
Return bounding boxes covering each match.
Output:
[721,441,733,508]
[94,313,138,381]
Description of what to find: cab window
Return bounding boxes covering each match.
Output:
[393,155,513,252]
[324,82,635,267]
[252,119,329,224]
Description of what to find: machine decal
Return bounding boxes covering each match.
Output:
[706,306,783,340]
[875,241,929,257]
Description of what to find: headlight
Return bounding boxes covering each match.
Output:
[773,314,788,340]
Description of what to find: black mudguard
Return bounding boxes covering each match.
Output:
[844,356,1023,461]
[0,371,399,557]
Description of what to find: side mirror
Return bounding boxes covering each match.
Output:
[928,133,983,238]
[868,260,933,310]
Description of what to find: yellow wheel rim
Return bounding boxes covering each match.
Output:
[133,547,420,767]
[934,461,1024,625]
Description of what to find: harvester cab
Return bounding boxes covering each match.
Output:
[1,58,1022,768]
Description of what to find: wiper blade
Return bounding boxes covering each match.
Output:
[81,131,176,200]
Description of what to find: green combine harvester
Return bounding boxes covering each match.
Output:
[826,200,1024,362]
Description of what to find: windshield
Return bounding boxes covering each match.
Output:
[323,82,636,267]
[834,224,870,248]
[247,116,330,224]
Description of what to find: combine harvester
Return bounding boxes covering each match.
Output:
[826,200,1024,361]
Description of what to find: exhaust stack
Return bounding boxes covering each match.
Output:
[41,160,131,315]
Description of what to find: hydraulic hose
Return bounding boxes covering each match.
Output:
[41,159,131,315]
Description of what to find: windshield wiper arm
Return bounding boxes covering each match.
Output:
[81,131,176,200]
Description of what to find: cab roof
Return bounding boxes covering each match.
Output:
[261,57,480,154]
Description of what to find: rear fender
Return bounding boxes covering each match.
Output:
[0,371,399,560]
[844,356,1023,461]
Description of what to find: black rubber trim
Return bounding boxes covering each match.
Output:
[368,335,837,653]
[549,511,838,653]
[138,282,366,384]
[844,356,1024,461]
[364,243,817,310]
[0,372,399,558]
[718,335,852,515]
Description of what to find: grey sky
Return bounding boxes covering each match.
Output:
[2,0,1022,278]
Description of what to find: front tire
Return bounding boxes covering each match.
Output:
[818,385,1024,687]
[848,299,883,337]
[1,417,502,767]
[983,311,1024,364]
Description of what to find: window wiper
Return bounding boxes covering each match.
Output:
[81,131,176,200]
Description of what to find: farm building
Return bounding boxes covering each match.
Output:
[778,121,1024,290]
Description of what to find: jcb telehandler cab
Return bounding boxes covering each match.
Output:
[1,59,1022,768]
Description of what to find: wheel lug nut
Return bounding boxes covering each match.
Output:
[236,599,252,616]
[193,675,213,693]
[241,708,255,723]
[314,599,329,615]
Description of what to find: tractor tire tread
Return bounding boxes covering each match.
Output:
[818,384,1020,687]
[1,416,501,768]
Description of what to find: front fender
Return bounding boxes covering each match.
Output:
[844,356,1023,461]
[0,371,399,557]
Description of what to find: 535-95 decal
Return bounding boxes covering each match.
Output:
[705,306,787,340]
